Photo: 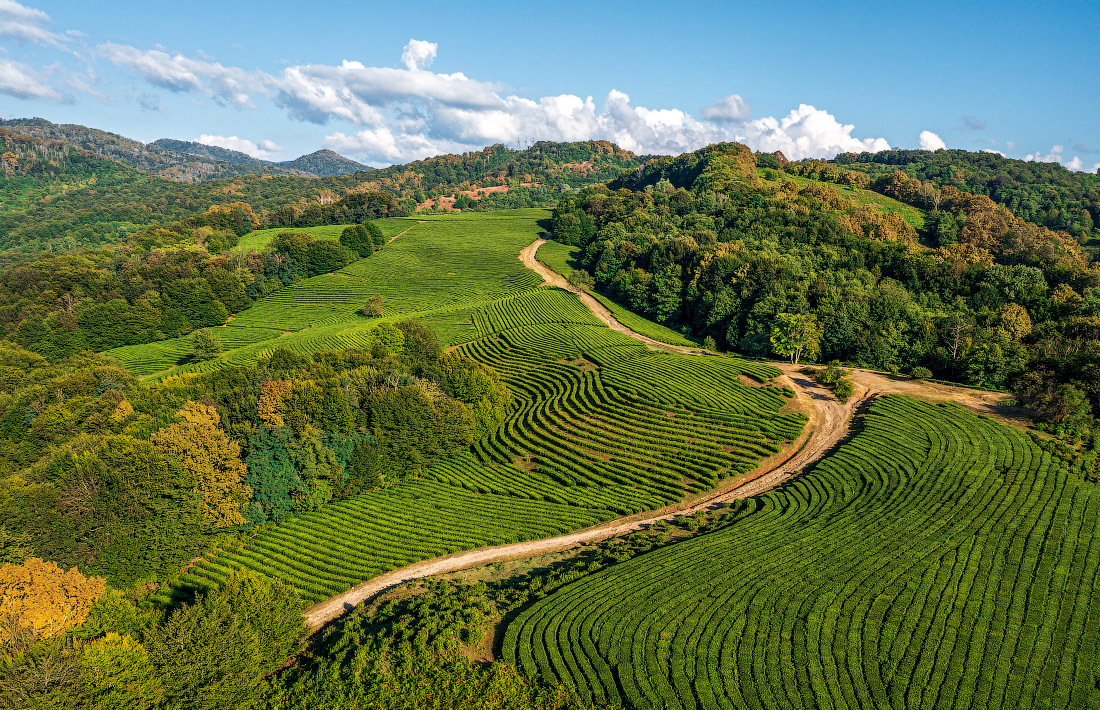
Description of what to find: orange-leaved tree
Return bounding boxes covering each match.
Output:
[152,401,252,528]
[0,557,106,642]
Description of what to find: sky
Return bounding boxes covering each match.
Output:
[1,0,1097,171]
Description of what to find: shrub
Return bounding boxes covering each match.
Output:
[911,366,933,381]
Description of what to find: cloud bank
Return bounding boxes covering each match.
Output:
[84,38,894,165]
[1024,144,1100,174]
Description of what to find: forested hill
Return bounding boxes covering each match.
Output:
[0,119,312,180]
[552,142,1100,433]
[827,148,1100,248]
[0,121,643,253]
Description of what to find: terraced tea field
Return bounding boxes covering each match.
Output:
[164,211,806,605]
[503,395,1100,710]
[106,211,550,376]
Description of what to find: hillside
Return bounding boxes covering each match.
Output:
[0,118,310,180]
[828,148,1100,248]
[279,149,372,177]
[551,141,1100,432]
[0,124,642,253]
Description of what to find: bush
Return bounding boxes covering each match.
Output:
[834,378,854,402]
[911,366,933,381]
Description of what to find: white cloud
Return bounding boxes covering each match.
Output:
[737,105,889,160]
[97,42,267,108]
[1022,145,1100,173]
[0,56,62,100]
[981,148,1006,157]
[99,40,891,166]
[400,39,437,71]
[274,58,501,126]
[919,130,946,151]
[700,94,750,123]
[0,0,64,46]
[197,133,283,159]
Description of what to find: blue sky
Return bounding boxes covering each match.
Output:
[1,0,1097,170]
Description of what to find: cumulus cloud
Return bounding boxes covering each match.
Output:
[981,148,1006,157]
[0,0,65,46]
[0,56,62,99]
[275,58,501,126]
[919,130,946,151]
[700,94,750,123]
[98,39,891,166]
[197,134,283,159]
[97,42,267,108]
[736,105,889,160]
[1023,145,1099,173]
[400,39,437,70]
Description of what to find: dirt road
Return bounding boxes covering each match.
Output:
[303,370,847,629]
[301,239,1020,630]
[519,240,712,355]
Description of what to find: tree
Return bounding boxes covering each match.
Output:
[152,402,252,528]
[0,558,106,642]
[190,328,222,361]
[770,313,823,364]
[80,633,164,710]
[363,294,384,318]
[395,321,441,364]
[145,572,304,710]
[339,224,376,258]
[371,323,404,353]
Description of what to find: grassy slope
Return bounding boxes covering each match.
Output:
[165,210,804,605]
[783,172,926,230]
[536,240,698,348]
[504,395,1100,709]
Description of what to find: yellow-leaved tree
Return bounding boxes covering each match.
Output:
[0,557,106,641]
[152,401,252,527]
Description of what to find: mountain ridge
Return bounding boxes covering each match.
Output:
[1,118,370,181]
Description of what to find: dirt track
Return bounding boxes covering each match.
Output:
[301,239,1019,630]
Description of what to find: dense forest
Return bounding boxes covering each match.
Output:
[551,142,1100,435]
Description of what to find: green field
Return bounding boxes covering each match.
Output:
[537,240,698,348]
[503,395,1100,710]
[164,211,804,604]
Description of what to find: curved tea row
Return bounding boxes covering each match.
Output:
[503,395,1100,710]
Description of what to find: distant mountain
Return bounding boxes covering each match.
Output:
[280,149,371,177]
[150,138,270,166]
[0,119,369,182]
[151,140,371,177]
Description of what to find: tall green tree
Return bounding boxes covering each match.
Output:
[770,313,824,364]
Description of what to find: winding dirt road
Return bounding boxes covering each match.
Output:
[301,239,1018,630]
